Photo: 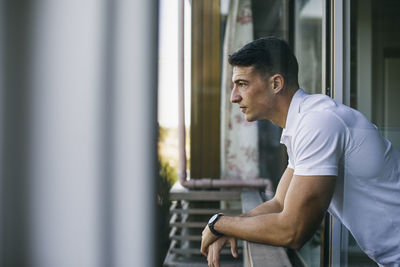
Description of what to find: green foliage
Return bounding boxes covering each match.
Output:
[159,126,168,143]
[156,124,179,266]
[159,159,177,192]
[156,158,177,266]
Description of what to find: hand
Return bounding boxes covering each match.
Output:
[207,236,238,267]
[200,225,219,256]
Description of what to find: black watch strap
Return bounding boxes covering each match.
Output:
[208,213,224,236]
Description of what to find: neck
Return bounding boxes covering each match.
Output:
[270,87,298,128]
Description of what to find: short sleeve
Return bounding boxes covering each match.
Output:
[292,111,347,176]
[281,134,295,169]
[287,155,295,169]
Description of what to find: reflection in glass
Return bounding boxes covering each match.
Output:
[347,0,400,265]
[294,0,323,266]
[295,0,323,95]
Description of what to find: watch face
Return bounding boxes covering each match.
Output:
[208,214,218,224]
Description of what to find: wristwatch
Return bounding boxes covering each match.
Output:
[208,213,224,236]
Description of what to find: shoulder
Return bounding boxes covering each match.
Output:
[292,109,348,154]
[297,109,347,134]
[300,93,337,113]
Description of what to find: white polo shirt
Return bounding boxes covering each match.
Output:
[280,89,400,265]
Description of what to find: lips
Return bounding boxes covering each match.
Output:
[240,106,247,113]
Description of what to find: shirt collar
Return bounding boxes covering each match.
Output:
[281,88,308,137]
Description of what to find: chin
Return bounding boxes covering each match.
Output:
[244,115,256,122]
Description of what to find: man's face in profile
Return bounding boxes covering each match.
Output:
[231,66,276,122]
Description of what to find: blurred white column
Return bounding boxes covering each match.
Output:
[0,0,158,266]
[29,1,105,267]
[26,0,158,267]
[0,1,4,264]
[111,1,158,267]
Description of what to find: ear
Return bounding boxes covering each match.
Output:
[271,74,284,93]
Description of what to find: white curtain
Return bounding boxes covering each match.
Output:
[220,0,259,180]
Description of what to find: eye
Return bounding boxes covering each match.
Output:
[238,82,247,88]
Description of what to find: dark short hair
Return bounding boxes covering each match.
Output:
[228,37,299,88]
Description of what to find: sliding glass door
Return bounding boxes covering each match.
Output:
[329,0,400,266]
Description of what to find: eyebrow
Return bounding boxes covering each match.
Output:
[233,79,249,84]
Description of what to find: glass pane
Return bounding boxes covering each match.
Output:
[350,0,400,149]
[295,0,323,95]
[345,230,377,266]
[294,0,324,266]
[345,0,400,265]
[252,0,291,193]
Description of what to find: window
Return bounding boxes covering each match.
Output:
[330,0,400,265]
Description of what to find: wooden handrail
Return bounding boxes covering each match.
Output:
[241,192,293,267]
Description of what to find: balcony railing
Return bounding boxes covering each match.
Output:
[164,184,294,266]
[241,192,292,267]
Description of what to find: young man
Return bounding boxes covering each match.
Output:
[201,37,400,266]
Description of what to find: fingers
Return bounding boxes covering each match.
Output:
[200,240,208,257]
[201,248,207,257]
[201,226,219,257]
[229,238,238,258]
[200,226,208,256]
[205,237,239,266]
[207,243,220,267]
[207,248,212,266]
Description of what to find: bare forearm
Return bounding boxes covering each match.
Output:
[241,168,293,217]
[214,213,295,247]
[214,175,336,249]
[240,198,282,217]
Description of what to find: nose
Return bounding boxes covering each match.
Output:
[230,86,242,103]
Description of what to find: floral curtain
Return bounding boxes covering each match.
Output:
[220,0,259,180]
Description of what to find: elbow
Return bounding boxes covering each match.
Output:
[277,214,315,250]
[283,227,307,250]
[287,237,306,250]
[276,213,315,250]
